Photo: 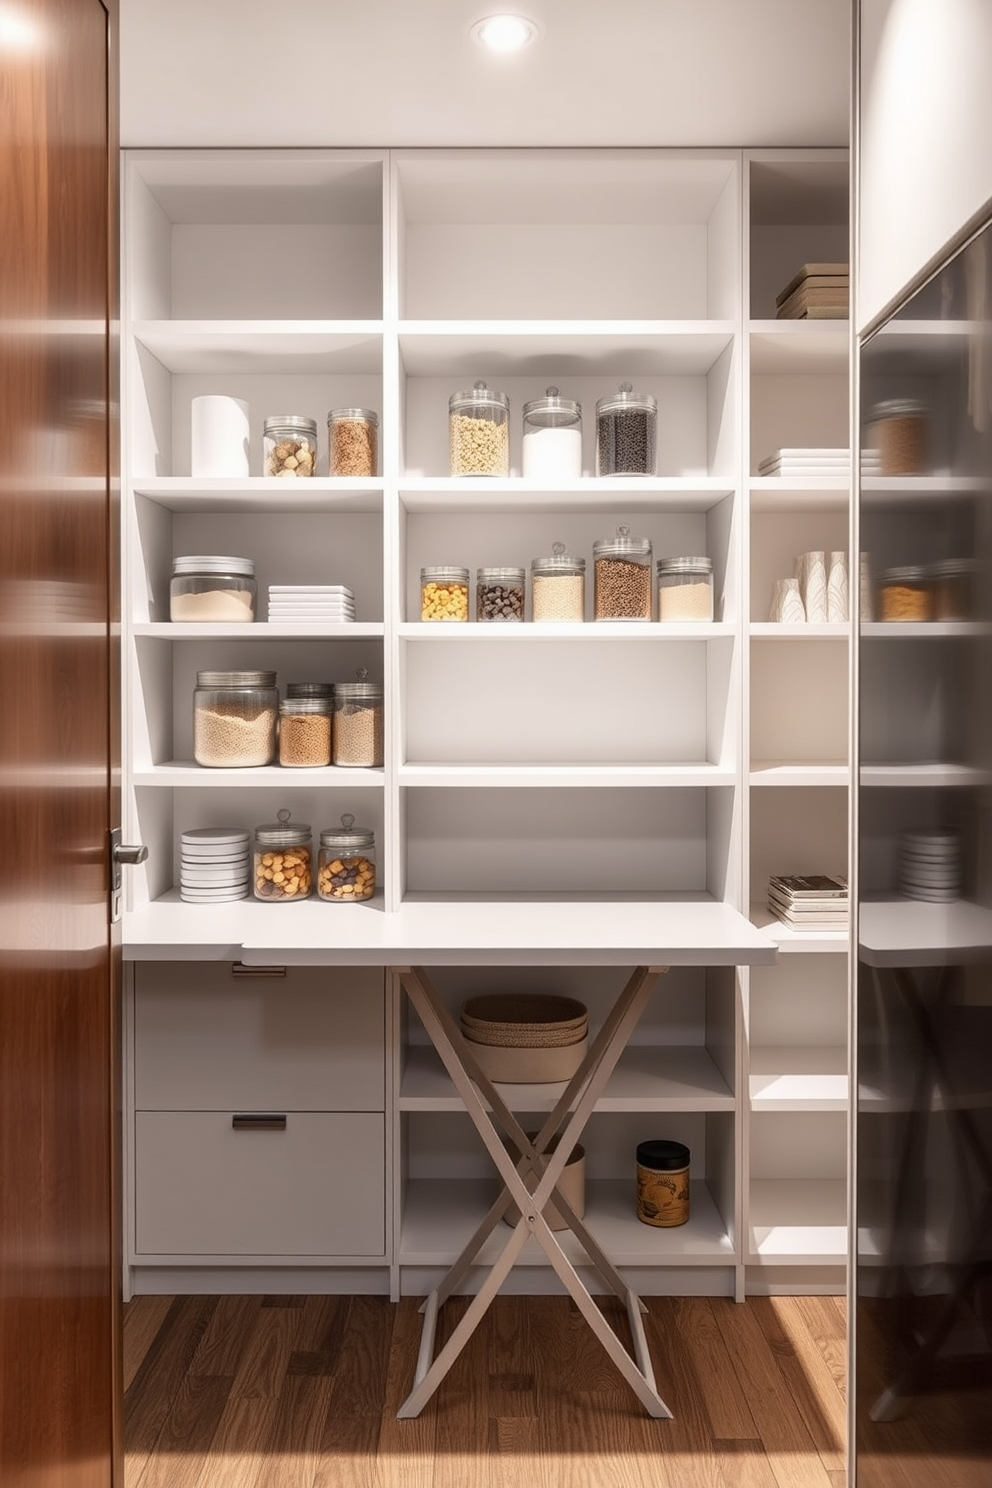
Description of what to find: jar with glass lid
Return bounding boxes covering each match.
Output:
[263,414,317,477]
[593,525,653,620]
[327,407,378,477]
[477,567,525,622]
[531,542,585,622]
[657,556,714,621]
[193,670,278,768]
[449,381,509,476]
[332,667,383,767]
[595,383,657,476]
[252,809,312,901]
[318,813,376,902]
[522,386,582,479]
[170,555,257,622]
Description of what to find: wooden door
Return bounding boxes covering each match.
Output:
[0,1,121,1484]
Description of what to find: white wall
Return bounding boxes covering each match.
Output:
[858,0,992,330]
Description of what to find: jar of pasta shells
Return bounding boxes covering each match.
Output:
[318,814,376,903]
[252,810,313,902]
[263,415,317,477]
[449,381,509,476]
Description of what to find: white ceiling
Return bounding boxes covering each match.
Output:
[120,0,850,149]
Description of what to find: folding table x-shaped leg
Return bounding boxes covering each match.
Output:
[397,964,674,1420]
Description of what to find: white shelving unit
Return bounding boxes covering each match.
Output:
[120,145,850,1300]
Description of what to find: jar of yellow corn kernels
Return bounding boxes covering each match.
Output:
[420,565,470,621]
[252,810,312,901]
[318,814,376,903]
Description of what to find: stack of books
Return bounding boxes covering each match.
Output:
[767,874,849,929]
[775,262,849,320]
[758,447,850,478]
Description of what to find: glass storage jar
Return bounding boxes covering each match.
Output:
[521,386,582,479]
[263,414,317,477]
[531,542,586,622]
[930,558,975,621]
[879,565,933,621]
[866,399,929,476]
[595,383,657,476]
[421,565,470,621]
[332,668,383,767]
[278,696,332,767]
[449,381,509,476]
[477,566,525,622]
[327,407,378,477]
[593,525,653,620]
[170,555,257,622]
[318,814,376,902]
[193,670,278,768]
[252,809,312,901]
[656,556,714,621]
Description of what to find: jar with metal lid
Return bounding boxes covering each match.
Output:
[170,555,257,622]
[657,556,714,622]
[879,565,933,622]
[866,399,929,476]
[477,566,525,622]
[531,542,586,622]
[286,681,334,700]
[332,667,383,767]
[930,558,975,622]
[252,809,312,901]
[636,1140,690,1227]
[193,670,278,768]
[449,381,509,476]
[318,813,376,902]
[593,525,653,620]
[278,696,332,767]
[327,407,378,477]
[595,383,657,476]
[522,386,582,479]
[420,565,470,621]
[263,414,317,477]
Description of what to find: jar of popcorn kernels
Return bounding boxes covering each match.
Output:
[318,814,376,902]
[252,810,312,902]
[263,415,317,477]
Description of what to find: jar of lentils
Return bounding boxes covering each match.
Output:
[263,415,317,477]
[253,809,312,901]
[593,526,653,620]
[193,670,278,768]
[449,381,510,476]
[421,566,470,621]
[531,542,585,622]
[477,566,525,622]
[327,407,378,477]
[332,668,384,767]
[595,383,657,476]
[318,814,376,903]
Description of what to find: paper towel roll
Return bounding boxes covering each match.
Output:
[191,395,250,477]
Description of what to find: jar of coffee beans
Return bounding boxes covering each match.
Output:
[477,567,525,622]
[263,415,317,477]
[193,670,278,767]
[332,668,383,767]
[593,525,653,620]
[327,407,378,477]
[595,383,657,476]
[449,381,509,476]
[253,809,312,901]
[318,814,376,903]
[531,542,585,622]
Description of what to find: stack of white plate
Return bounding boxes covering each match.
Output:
[180,827,251,903]
[267,585,355,622]
[897,830,961,903]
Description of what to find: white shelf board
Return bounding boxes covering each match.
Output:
[749,623,849,639]
[123,892,779,966]
[748,1179,847,1264]
[399,622,735,642]
[749,1047,848,1112]
[860,474,988,506]
[134,623,384,640]
[750,760,847,787]
[400,1178,734,1268]
[750,905,849,956]
[132,761,384,787]
[132,478,383,513]
[398,762,735,789]
[859,898,992,967]
[748,319,849,373]
[132,321,383,374]
[399,477,734,513]
[861,621,990,639]
[860,761,992,788]
[749,478,849,512]
[400,1043,735,1113]
[397,322,736,377]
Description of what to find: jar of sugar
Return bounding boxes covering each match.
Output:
[522,387,582,479]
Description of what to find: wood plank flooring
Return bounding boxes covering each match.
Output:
[124,1293,848,1488]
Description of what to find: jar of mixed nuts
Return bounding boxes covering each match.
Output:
[595,383,657,476]
[477,566,525,622]
[593,525,653,620]
[449,381,509,476]
[278,696,332,767]
[193,670,278,768]
[521,387,582,479]
[879,565,933,622]
[263,415,317,477]
[332,668,383,767]
[252,809,312,901]
[318,814,376,902]
[327,407,378,477]
[866,399,929,476]
[657,556,714,622]
[421,566,470,621]
[531,542,586,622]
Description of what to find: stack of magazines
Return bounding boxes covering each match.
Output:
[767,874,848,928]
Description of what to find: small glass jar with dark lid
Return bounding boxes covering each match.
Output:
[318,813,376,902]
[449,381,510,476]
[420,565,470,621]
[170,555,257,622]
[929,558,975,622]
[263,414,317,477]
[522,386,582,479]
[879,565,933,622]
[593,525,653,620]
[595,383,657,476]
[193,670,278,768]
[252,809,312,901]
[332,667,384,768]
[477,566,525,622]
[327,407,378,477]
[531,541,586,622]
[278,696,332,767]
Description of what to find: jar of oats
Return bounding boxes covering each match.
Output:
[278,696,332,767]
[332,668,383,768]
[263,415,317,477]
[449,381,509,476]
[879,566,933,622]
[327,407,378,477]
[530,542,585,622]
[252,810,312,902]
[193,670,278,768]
[318,814,376,903]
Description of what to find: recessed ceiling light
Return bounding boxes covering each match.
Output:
[471,14,538,52]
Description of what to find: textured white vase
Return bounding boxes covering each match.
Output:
[796,550,827,623]
[827,550,849,622]
[780,576,806,624]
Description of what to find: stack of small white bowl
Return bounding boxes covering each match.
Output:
[180,827,251,903]
[897,830,961,903]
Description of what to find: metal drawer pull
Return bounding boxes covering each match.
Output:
[231,962,286,978]
[231,1113,287,1131]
